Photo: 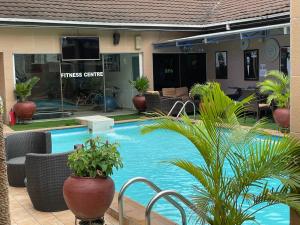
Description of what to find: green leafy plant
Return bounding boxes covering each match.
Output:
[68,137,123,178]
[142,82,300,225]
[15,76,40,102]
[258,70,290,108]
[189,82,214,99]
[129,76,149,96]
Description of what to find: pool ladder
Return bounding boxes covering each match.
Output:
[118,177,198,225]
[167,100,196,119]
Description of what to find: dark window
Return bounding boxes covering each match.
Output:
[153,54,180,90]
[153,53,206,90]
[180,53,206,88]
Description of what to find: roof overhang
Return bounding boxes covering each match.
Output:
[153,23,290,48]
[0,12,290,31]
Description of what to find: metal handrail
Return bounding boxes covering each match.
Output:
[176,100,196,119]
[118,177,187,225]
[167,100,196,120]
[167,101,184,116]
[145,190,197,225]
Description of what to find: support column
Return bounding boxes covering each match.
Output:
[0,53,6,118]
[290,0,300,224]
[2,52,16,123]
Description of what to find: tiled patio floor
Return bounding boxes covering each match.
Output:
[9,187,119,225]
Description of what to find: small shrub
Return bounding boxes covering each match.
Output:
[68,137,123,178]
[129,76,149,95]
[15,76,40,102]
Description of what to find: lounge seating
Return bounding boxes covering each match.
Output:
[145,91,181,115]
[162,87,190,101]
[25,151,72,212]
[226,87,242,100]
[238,89,270,120]
[5,132,51,187]
[145,90,194,115]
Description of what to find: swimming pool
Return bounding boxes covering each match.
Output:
[50,120,289,224]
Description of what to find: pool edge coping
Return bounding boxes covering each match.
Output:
[5,117,285,138]
[4,117,157,135]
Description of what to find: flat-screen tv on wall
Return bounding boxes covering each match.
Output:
[61,36,100,61]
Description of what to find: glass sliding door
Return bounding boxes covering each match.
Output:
[104,53,139,110]
[14,54,63,119]
[153,53,206,90]
[14,53,140,119]
[60,60,105,115]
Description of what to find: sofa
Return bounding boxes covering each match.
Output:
[161,87,190,101]
[145,87,194,115]
[144,91,181,115]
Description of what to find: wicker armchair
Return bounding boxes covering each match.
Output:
[5,132,51,187]
[25,151,72,212]
[238,89,270,120]
[145,92,182,115]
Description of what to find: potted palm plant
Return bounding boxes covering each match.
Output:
[258,70,290,128]
[63,137,123,224]
[129,76,149,112]
[14,76,40,121]
[142,83,300,225]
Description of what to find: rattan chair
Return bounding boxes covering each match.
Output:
[238,89,270,120]
[145,92,194,115]
[5,132,52,187]
[25,151,72,212]
[145,92,180,115]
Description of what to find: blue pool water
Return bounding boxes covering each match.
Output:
[50,120,289,224]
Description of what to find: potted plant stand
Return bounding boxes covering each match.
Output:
[14,76,40,121]
[129,76,149,112]
[63,137,123,224]
[258,70,290,129]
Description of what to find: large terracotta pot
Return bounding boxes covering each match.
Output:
[63,176,115,220]
[273,108,290,128]
[132,95,146,112]
[13,101,36,120]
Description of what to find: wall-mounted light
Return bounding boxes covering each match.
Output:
[113,32,120,45]
[283,26,289,35]
[226,24,231,31]
[135,35,142,50]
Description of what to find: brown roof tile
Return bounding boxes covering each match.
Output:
[0,0,290,27]
[207,0,290,24]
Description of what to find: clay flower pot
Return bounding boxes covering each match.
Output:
[273,108,290,128]
[13,101,36,120]
[63,176,115,220]
[132,95,146,112]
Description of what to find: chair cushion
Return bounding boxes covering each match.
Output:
[162,88,176,97]
[258,103,270,109]
[175,87,189,97]
[7,156,26,165]
[146,91,160,95]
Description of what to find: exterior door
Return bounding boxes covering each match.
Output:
[153,53,206,90]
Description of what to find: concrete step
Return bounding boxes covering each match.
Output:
[108,192,177,225]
